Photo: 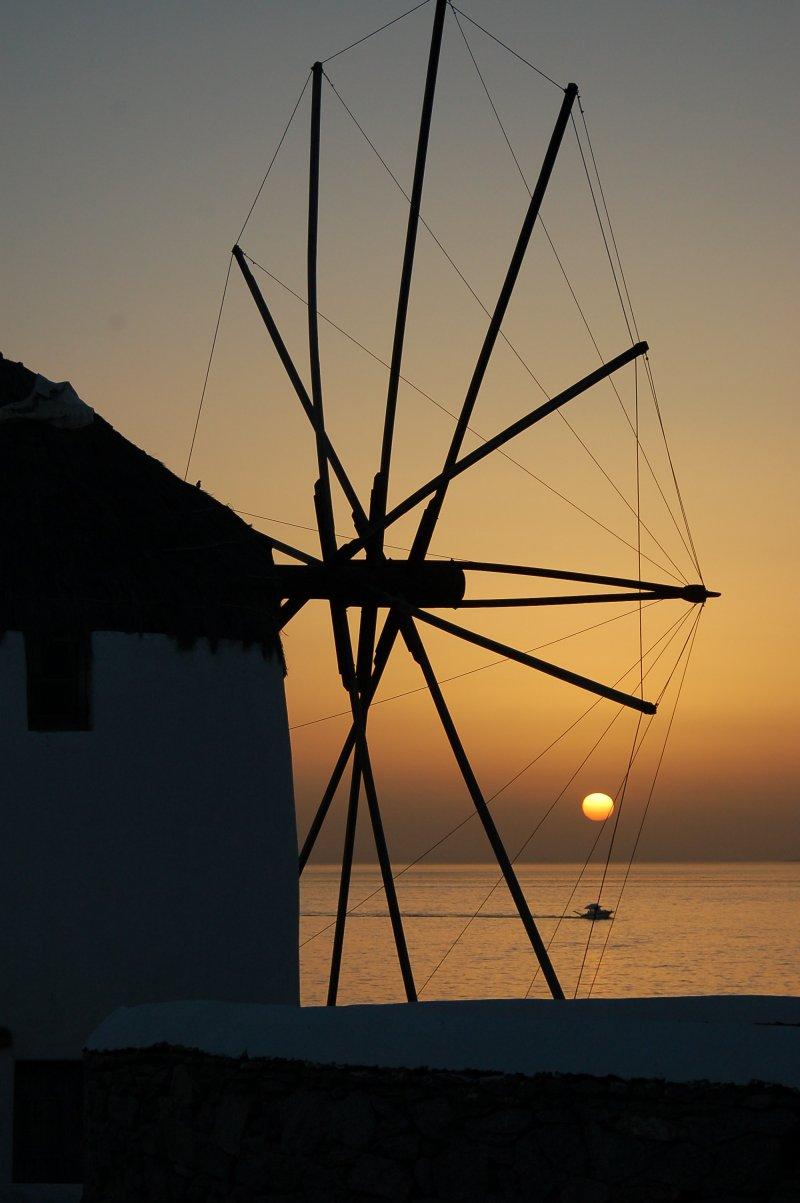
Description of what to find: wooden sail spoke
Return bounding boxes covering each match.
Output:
[400,615,564,1000]
[232,245,368,532]
[327,749,362,1006]
[408,606,656,714]
[323,588,417,1001]
[371,0,448,548]
[453,560,717,601]
[307,62,338,564]
[299,606,406,873]
[438,591,669,608]
[328,340,648,567]
[265,538,321,566]
[357,721,417,1002]
[407,82,579,563]
[299,725,356,873]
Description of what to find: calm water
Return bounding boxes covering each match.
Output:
[300,862,799,1004]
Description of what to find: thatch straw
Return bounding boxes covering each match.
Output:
[0,355,282,658]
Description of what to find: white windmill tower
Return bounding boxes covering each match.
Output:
[0,353,299,1183]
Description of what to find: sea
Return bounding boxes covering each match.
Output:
[300,862,799,1005]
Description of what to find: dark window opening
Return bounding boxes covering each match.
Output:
[25,631,91,731]
[12,1059,84,1183]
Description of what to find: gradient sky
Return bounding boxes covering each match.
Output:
[3,1,798,863]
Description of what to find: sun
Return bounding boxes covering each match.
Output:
[581,792,615,821]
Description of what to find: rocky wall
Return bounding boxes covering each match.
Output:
[83,1047,800,1202]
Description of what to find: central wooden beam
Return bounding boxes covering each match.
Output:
[371,0,449,544]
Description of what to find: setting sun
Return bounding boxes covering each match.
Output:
[581,792,615,822]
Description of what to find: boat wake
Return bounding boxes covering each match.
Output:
[301,911,594,920]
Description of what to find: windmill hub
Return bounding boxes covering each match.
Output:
[680,584,720,603]
[270,561,466,608]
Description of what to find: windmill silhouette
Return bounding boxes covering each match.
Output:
[228,0,717,1004]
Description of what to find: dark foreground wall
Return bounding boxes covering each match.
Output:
[83,1047,800,1202]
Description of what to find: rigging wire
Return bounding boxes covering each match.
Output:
[234,508,452,561]
[184,71,311,479]
[291,601,661,733]
[243,251,684,584]
[446,7,702,581]
[524,821,607,997]
[448,9,697,583]
[321,0,432,65]
[573,602,702,996]
[643,356,706,584]
[571,106,705,580]
[449,10,690,585]
[236,71,312,244]
[321,71,693,584]
[183,255,232,481]
[569,114,702,576]
[449,5,564,91]
[572,607,700,995]
[419,709,632,996]
[575,95,704,577]
[586,610,703,996]
[577,102,640,343]
[300,603,691,951]
[566,361,647,994]
[570,112,634,344]
[414,604,697,993]
[572,711,642,997]
[525,606,701,996]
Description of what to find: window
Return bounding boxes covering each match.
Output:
[25,632,91,731]
[13,1060,84,1183]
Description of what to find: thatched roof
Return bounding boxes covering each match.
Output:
[0,354,282,656]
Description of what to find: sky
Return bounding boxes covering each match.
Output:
[3,1,798,864]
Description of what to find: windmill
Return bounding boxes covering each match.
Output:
[216,0,718,1005]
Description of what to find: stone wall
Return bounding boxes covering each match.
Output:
[83,1047,800,1202]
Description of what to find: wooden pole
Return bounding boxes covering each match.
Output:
[452,561,715,600]
[434,591,670,608]
[315,583,416,1000]
[406,605,656,714]
[326,666,417,1002]
[409,82,579,562]
[307,62,338,560]
[299,727,356,873]
[327,748,362,1005]
[356,694,417,1002]
[306,65,402,998]
[371,0,448,540]
[308,81,422,995]
[331,0,448,995]
[400,616,565,1000]
[232,245,367,531]
[298,614,402,871]
[314,503,415,997]
[315,340,647,578]
[392,343,648,555]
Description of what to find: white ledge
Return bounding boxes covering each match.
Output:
[86,995,800,1089]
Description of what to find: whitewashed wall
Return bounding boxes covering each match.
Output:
[0,632,299,1059]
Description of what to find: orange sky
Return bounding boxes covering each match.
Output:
[3,1,798,862]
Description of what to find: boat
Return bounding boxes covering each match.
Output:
[575,903,613,921]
